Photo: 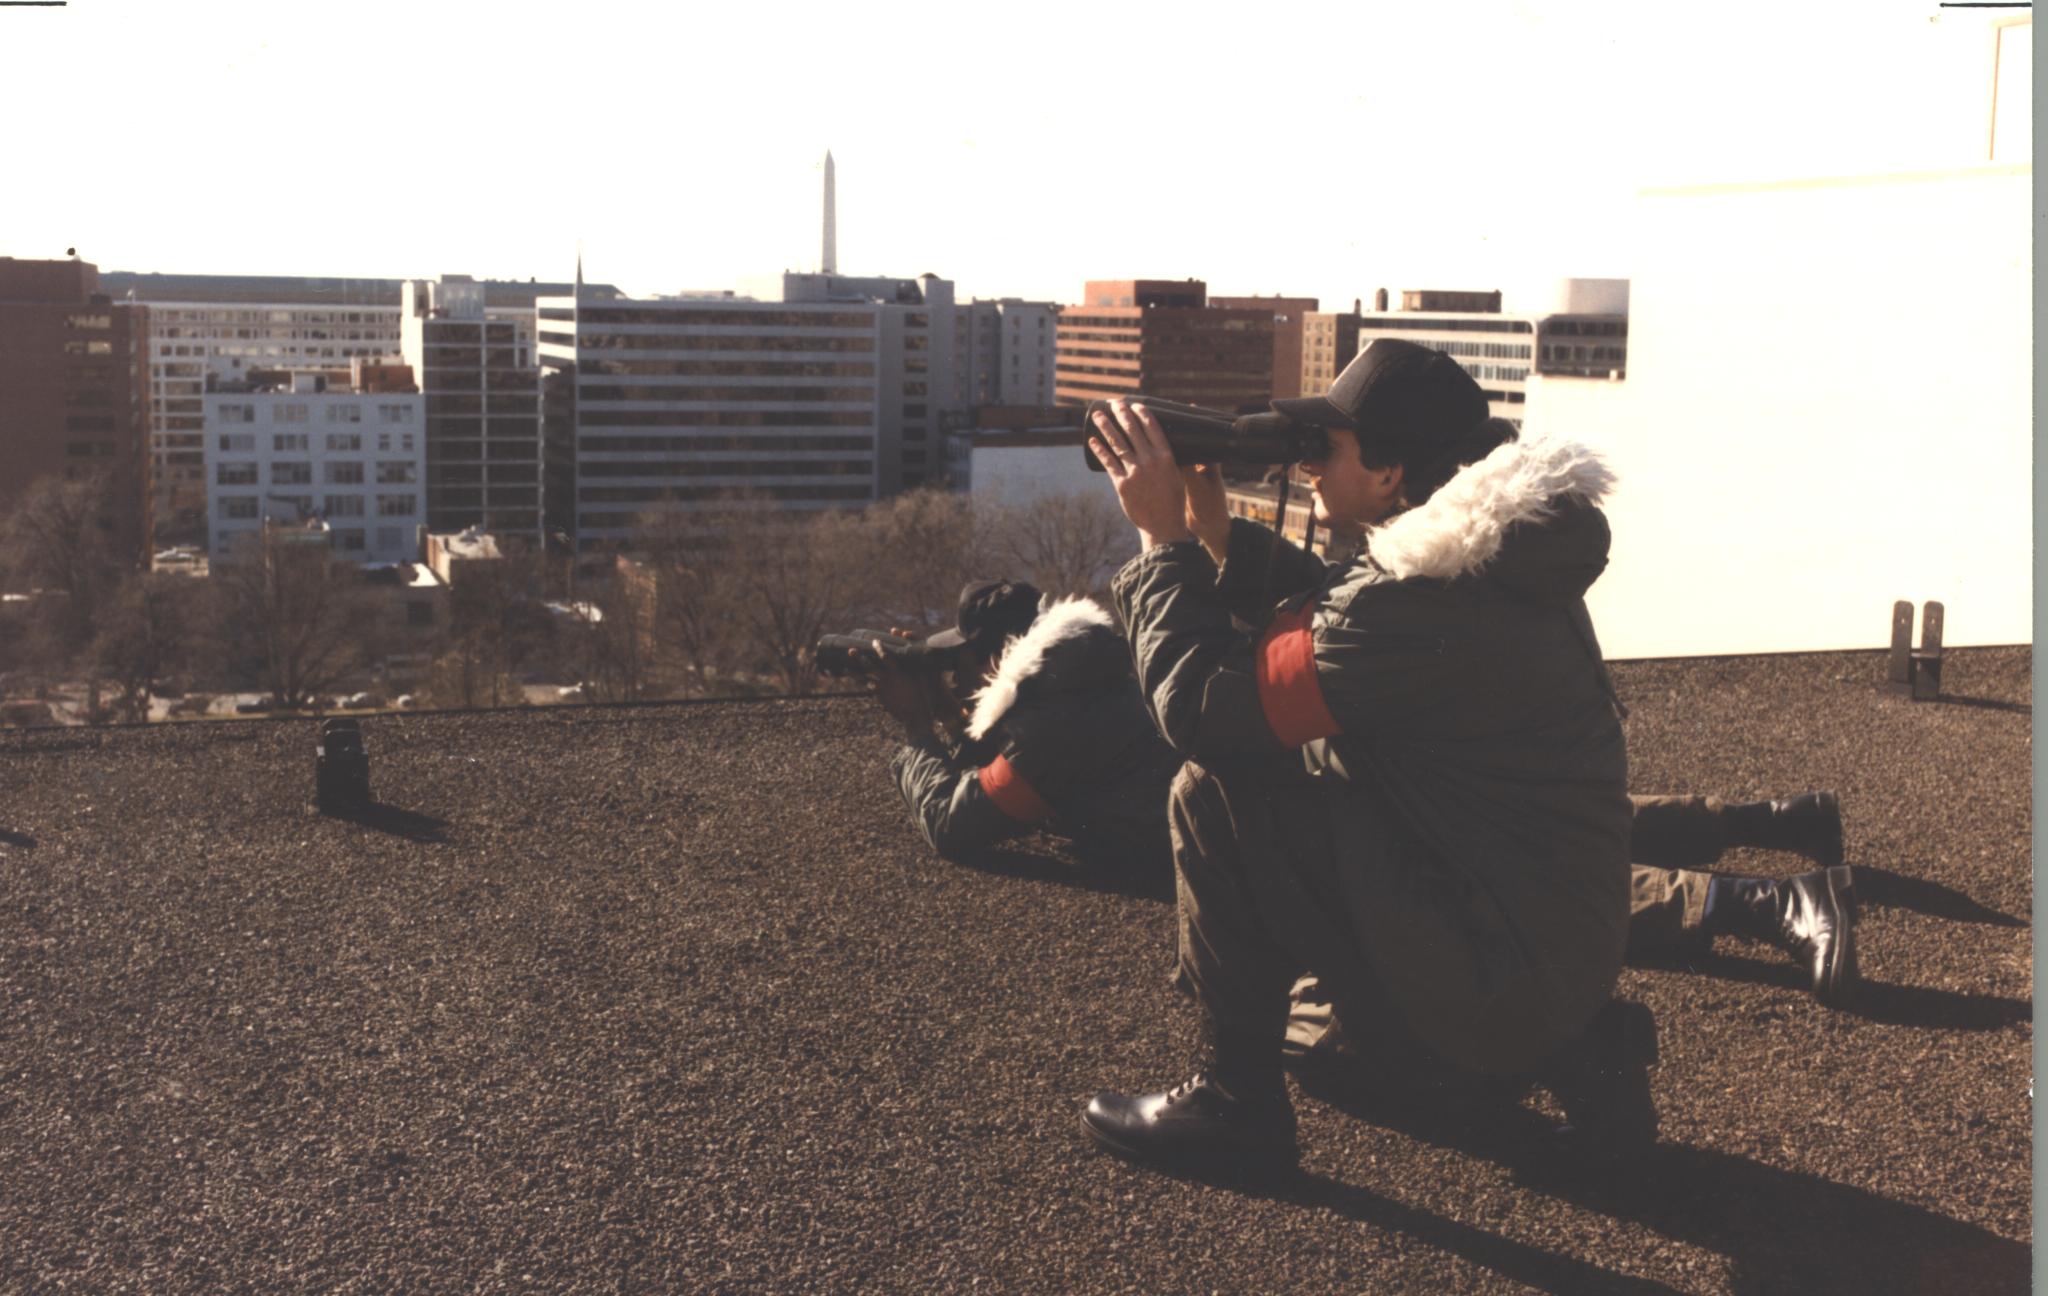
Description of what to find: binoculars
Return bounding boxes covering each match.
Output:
[815,631,956,681]
[1081,398,1331,473]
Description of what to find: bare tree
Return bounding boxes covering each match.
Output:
[213,528,382,708]
[423,554,549,709]
[628,509,741,697]
[845,488,986,631]
[0,472,130,719]
[696,499,858,695]
[92,573,194,723]
[981,489,1138,598]
[567,571,652,704]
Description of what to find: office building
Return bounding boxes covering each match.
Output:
[1300,308,1363,397]
[401,278,544,542]
[1349,282,1629,426]
[537,271,959,550]
[952,298,1060,408]
[0,257,152,565]
[1209,294,1319,400]
[204,371,424,565]
[1054,279,1274,412]
[107,271,616,543]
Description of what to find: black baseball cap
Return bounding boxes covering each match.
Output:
[925,578,1042,653]
[1271,338,1490,442]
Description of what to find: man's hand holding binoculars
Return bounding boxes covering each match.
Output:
[866,630,968,740]
[1090,398,1233,561]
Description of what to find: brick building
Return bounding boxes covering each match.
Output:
[0,257,152,566]
[1053,279,1274,413]
[1209,294,1319,401]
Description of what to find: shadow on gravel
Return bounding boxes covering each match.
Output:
[0,828,35,849]
[1928,694,2030,716]
[1640,952,2031,1031]
[951,845,1175,904]
[322,801,450,844]
[1252,1082,2030,1296]
[1852,866,2028,926]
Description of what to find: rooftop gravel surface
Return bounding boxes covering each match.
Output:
[0,647,2030,1294]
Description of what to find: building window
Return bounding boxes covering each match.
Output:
[325,494,365,517]
[273,433,309,452]
[333,529,367,552]
[217,462,258,486]
[377,404,413,424]
[377,494,417,517]
[218,432,255,452]
[375,461,417,484]
[275,404,310,424]
[217,403,256,424]
[324,462,364,485]
[272,462,313,486]
[325,432,362,453]
[326,405,362,424]
[220,496,260,520]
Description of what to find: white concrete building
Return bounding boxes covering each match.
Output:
[139,303,405,536]
[539,272,962,550]
[952,299,1060,409]
[205,376,425,564]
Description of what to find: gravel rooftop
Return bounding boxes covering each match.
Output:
[0,646,2031,1294]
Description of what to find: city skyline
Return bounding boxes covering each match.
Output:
[4,0,2020,312]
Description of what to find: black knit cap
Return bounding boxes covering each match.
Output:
[925,579,1042,653]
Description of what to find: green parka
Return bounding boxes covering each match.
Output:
[890,596,1182,872]
[1111,433,1632,1073]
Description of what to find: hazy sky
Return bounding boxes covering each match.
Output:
[6,0,2014,310]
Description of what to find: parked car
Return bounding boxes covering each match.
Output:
[1,700,56,727]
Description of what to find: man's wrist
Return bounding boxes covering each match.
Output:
[1139,526,1197,550]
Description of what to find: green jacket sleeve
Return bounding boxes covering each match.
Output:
[1111,540,1291,765]
[889,734,1036,861]
[1213,516,1327,626]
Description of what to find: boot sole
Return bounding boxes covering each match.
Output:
[1811,791,1845,869]
[1080,1109,1300,1172]
[1815,864,1860,1008]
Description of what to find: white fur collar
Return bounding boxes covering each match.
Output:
[965,596,1114,740]
[1366,432,1616,582]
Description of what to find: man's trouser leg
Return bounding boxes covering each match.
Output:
[1180,760,1437,1081]
[1169,761,1298,1063]
[1625,794,1729,957]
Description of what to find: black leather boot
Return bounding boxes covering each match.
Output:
[1083,1024,1297,1171]
[1727,791,1844,868]
[1540,999,1659,1160]
[1082,1072,1298,1170]
[1714,865,1860,1006]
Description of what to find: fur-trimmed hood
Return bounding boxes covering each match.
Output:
[1366,431,1617,605]
[966,596,1123,741]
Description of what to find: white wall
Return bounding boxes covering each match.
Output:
[1528,164,2031,658]
[966,441,1104,507]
